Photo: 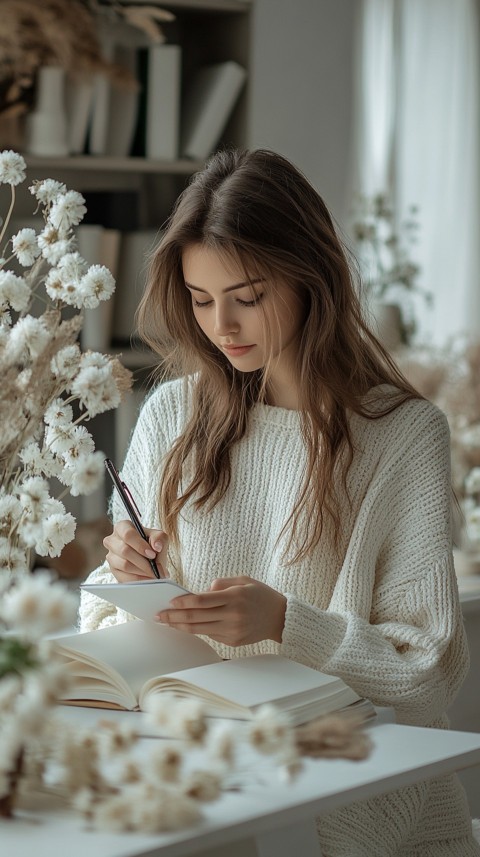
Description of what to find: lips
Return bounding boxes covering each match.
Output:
[222,345,254,356]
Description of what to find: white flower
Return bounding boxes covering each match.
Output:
[144,696,208,744]
[0,150,26,185]
[18,441,45,473]
[182,770,222,802]
[57,251,88,282]
[9,315,50,360]
[0,270,31,311]
[0,537,28,574]
[42,497,67,518]
[248,705,295,756]
[44,398,74,427]
[70,363,121,417]
[0,492,23,527]
[19,476,50,513]
[78,265,115,308]
[50,345,82,381]
[207,723,237,769]
[29,178,67,205]
[67,451,105,496]
[61,424,95,466]
[33,512,76,557]
[38,224,72,264]
[147,744,183,783]
[45,268,82,308]
[81,351,111,370]
[18,519,44,549]
[11,228,41,266]
[49,191,87,231]
[45,252,89,307]
[45,421,76,456]
[0,572,77,635]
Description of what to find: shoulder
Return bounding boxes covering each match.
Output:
[137,375,194,436]
[358,385,450,446]
[348,388,451,483]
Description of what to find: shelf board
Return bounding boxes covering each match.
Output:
[24,156,204,175]
[121,0,252,10]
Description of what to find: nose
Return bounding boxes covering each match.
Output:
[213,303,240,337]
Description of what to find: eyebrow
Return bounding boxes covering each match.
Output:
[184,278,264,294]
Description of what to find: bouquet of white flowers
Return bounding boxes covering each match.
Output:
[0,149,132,577]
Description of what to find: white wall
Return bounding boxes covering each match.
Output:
[248,0,358,226]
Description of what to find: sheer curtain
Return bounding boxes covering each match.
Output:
[354,0,480,345]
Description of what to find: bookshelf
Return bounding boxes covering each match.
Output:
[8,0,252,523]
[24,155,204,175]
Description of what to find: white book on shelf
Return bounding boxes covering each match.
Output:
[146,44,181,161]
[76,225,121,352]
[112,230,159,344]
[105,44,140,158]
[66,77,94,155]
[89,27,115,156]
[180,60,247,160]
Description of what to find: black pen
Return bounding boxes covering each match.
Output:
[104,458,161,579]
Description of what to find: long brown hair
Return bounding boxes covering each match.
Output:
[137,148,420,562]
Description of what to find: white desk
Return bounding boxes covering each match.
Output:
[450,575,480,816]
[4,721,480,857]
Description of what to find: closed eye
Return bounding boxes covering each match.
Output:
[193,298,213,307]
[237,294,264,307]
[193,294,264,308]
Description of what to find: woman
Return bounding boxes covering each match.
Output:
[79,149,478,856]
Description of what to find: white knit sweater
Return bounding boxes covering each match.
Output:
[79,378,479,857]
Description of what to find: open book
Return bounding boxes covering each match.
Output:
[51,621,370,726]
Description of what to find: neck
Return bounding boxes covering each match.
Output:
[265,376,299,410]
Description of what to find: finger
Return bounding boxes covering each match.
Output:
[103,534,156,579]
[168,591,229,609]
[114,520,158,562]
[146,528,167,553]
[157,606,224,625]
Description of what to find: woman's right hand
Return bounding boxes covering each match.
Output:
[103,521,169,582]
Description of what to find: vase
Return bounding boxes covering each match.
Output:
[25,66,69,157]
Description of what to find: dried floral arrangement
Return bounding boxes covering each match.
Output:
[352,193,432,343]
[0,572,370,824]
[395,338,480,551]
[0,0,174,135]
[0,149,132,576]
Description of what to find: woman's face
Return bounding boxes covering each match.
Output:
[182,244,304,405]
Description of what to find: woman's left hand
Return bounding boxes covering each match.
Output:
[156,576,287,646]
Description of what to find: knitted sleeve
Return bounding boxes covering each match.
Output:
[280,406,469,726]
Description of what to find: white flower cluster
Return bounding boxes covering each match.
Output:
[48,699,303,833]
[0,150,132,574]
[0,573,77,812]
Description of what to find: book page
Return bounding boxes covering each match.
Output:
[81,579,191,621]
[52,621,222,709]
[140,654,361,724]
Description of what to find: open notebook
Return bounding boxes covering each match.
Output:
[73,579,374,724]
[51,620,371,726]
